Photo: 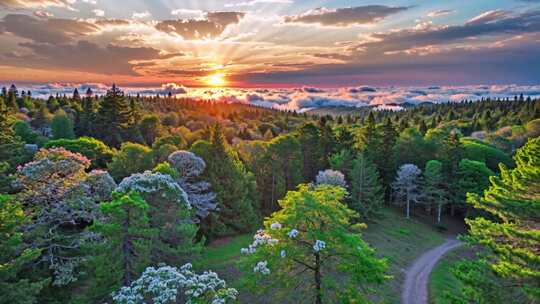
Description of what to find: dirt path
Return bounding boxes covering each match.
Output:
[401,238,462,304]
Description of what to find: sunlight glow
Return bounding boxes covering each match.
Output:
[205,73,228,87]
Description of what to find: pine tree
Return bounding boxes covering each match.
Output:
[349,153,384,219]
[455,137,540,303]
[51,110,75,139]
[0,195,46,304]
[421,160,447,223]
[191,124,259,238]
[297,123,324,181]
[378,118,398,193]
[87,191,156,302]
[96,84,132,147]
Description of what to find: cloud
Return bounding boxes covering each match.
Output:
[0,14,99,43]
[137,83,188,95]
[155,11,245,40]
[132,11,151,19]
[283,5,408,27]
[170,9,204,18]
[0,0,76,10]
[225,0,292,7]
[466,9,510,25]
[93,9,105,17]
[427,9,455,18]
[356,9,540,55]
[33,10,54,18]
[12,40,166,75]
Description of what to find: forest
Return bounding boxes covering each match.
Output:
[0,83,539,304]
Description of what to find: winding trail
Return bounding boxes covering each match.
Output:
[401,238,462,304]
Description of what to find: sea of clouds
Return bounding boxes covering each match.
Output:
[12,83,540,112]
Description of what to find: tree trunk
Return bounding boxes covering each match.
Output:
[315,252,322,304]
[406,191,410,219]
[437,203,442,223]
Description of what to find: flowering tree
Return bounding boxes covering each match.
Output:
[14,148,116,285]
[240,184,387,303]
[392,164,422,219]
[116,171,201,265]
[112,263,238,304]
[315,169,347,187]
[165,150,217,219]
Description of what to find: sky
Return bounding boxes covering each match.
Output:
[0,0,540,90]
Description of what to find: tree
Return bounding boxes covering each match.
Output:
[162,150,217,219]
[240,184,387,303]
[76,94,95,136]
[112,264,238,304]
[44,137,115,169]
[454,136,540,303]
[86,191,156,302]
[15,148,116,287]
[108,142,154,181]
[96,84,132,147]
[116,171,200,265]
[297,123,324,181]
[349,153,384,219]
[0,195,47,304]
[51,110,75,139]
[315,169,346,187]
[191,125,259,238]
[456,159,494,211]
[421,160,447,223]
[393,127,428,168]
[393,164,422,219]
[138,114,162,146]
[377,118,398,193]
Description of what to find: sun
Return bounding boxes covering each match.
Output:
[205,73,227,87]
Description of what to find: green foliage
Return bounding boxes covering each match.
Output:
[393,127,428,168]
[422,160,448,223]
[240,184,388,303]
[191,125,259,238]
[457,136,540,302]
[329,149,355,173]
[13,120,44,145]
[297,122,325,181]
[0,195,47,304]
[44,136,115,169]
[138,114,162,146]
[96,85,133,147]
[86,191,156,302]
[151,135,186,163]
[108,142,154,181]
[461,138,513,172]
[349,153,384,219]
[51,110,75,140]
[456,159,494,205]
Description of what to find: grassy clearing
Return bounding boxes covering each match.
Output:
[362,208,447,303]
[194,207,447,303]
[429,247,472,304]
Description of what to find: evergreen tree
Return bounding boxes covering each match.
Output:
[297,123,324,181]
[76,95,95,136]
[191,124,259,238]
[378,118,398,192]
[96,84,132,147]
[421,160,447,223]
[51,110,75,139]
[454,137,540,303]
[87,191,156,302]
[349,153,384,219]
[0,195,47,304]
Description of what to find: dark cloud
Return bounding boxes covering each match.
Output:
[283,5,408,27]
[0,14,99,43]
[11,40,165,75]
[357,9,540,55]
[155,11,245,40]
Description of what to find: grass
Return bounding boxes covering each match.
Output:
[429,247,472,304]
[194,207,447,303]
[362,208,447,303]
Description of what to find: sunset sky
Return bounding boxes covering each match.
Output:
[1,0,540,88]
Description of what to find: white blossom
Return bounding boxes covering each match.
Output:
[112,263,238,304]
[315,169,347,187]
[287,229,299,238]
[270,222,282,230]
[241,229,279,254]
[313,240,326,252]
[280,250,286,258]
[253,261,270,275]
